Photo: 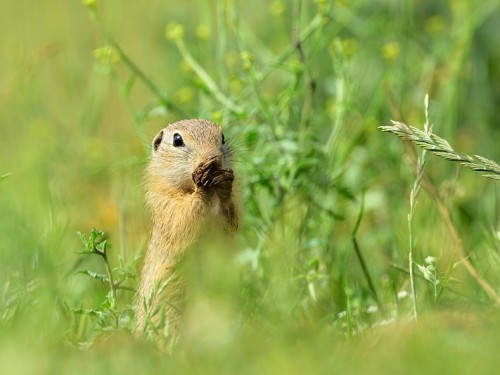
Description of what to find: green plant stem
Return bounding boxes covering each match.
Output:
[406,95,432,320]
[325,39,347,155]
[292,0,315,136]
[408,193,418,320]
[259,12,328,83]
[107,70,150,149]
[92,12,186,116]
[407,154,428,320]
[174,39,244,115]
[227,13,273,123]
[239,10,330,107]
[104,256,116,306]
[94,244,116,308]
[352,191,381,309]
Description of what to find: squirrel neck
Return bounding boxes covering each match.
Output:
[145,188,207,268]
[140,186,212,290]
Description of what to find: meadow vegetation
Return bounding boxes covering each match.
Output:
[1,0,499,373]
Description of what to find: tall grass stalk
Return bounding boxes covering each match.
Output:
[381,98,500,304]
[407,94,432,320]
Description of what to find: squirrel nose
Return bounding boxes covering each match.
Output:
[204,154,223,168]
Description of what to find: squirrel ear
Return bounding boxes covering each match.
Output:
[152,130,164,152]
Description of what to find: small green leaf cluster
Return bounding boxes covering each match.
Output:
[72,229,137,342]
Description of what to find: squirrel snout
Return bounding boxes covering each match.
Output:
[203,154,223,169]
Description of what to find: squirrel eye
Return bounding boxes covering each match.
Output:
[221,133,226,145]
[173,133,184,147]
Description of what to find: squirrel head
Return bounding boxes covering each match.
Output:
[148,119,233,192]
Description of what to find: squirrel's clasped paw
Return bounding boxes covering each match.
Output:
[193,158,234,197]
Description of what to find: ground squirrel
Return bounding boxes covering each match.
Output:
[135,119,239,339]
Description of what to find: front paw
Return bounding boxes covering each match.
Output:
[212,169,234,201]
[192,159,218,189]
[192,159,234,198]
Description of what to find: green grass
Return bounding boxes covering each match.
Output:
[1,0,500,373]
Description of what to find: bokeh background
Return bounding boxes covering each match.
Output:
[1,0,499,373]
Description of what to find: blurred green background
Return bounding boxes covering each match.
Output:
[1,0,499,373]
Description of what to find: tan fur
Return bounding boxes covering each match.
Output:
[135,119,238,340]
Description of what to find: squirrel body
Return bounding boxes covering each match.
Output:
[135,119,238,338]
